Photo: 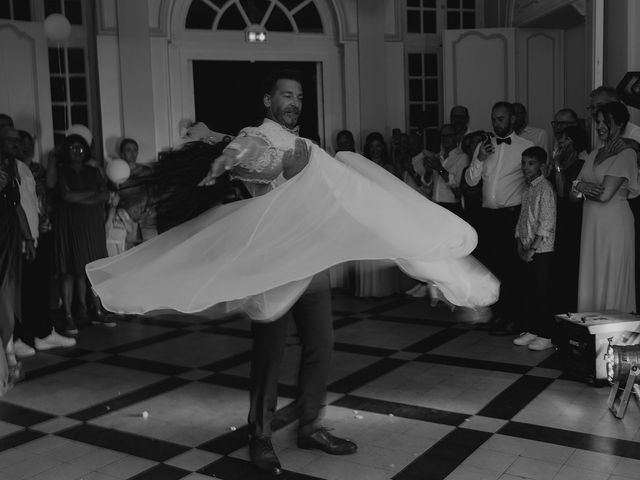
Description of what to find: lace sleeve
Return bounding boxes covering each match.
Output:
[226,132,283,185]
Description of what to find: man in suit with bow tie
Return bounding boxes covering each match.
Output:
[464,102,534,336]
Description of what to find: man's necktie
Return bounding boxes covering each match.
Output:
[496,137,511,145]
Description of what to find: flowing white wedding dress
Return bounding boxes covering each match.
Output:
[87,146,499,321]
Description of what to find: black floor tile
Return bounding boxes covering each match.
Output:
[500,421,640,460]
[58,424,189,461]
[200,372,298,399]
[416,353,532,374]
[364,297,418,314]
[203,325,253,338]
[333,342,395,357]
[103,331,191,355]
[0,429,45,452]
[270,400,300,431]
[200,372,251,391]
[200,456,324,480]
[68,377,190,421]
[332,395,468,426]
[333,317,363,329]
[0,401,56,427]
[201,350,253,372]
[328,358,407,394]
[537,350,564,369]
[98,354,191,376]
[331,310,355,317]
[403,329,467,353]
[124,315,194,329]
[198,425,250,455]
[198,401,299,455]
[477,375,555,419]
[40,347,94,358]
[22,358,86,382]
[393,428,492,480]
[371,314,453,328]
[130,463,190,480]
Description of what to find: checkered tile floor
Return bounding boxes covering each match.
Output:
[1,292,639,480]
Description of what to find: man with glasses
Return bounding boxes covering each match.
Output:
[551,109,579,141]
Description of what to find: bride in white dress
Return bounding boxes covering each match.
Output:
[87,129,499,322]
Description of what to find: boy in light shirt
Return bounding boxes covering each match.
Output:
[514,146,556,351]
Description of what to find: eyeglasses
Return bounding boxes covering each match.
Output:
[69,145,85,153]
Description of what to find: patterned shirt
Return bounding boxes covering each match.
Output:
[515,175,556,253]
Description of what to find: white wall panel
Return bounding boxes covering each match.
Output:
[96,35,123,160]
[444,28,516,132]
[0,21,53,160]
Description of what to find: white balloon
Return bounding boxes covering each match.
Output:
[106,159,131,185]
[66,124,93,146]
[44,14,71,42]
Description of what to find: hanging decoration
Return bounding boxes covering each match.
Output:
[106,159,131,186]
[44,13,71,42]
[66,124,93,146]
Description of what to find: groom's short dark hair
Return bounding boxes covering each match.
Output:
[263,69,304,95]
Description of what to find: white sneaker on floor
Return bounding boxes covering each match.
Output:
[528,337,554,351]
[13,339,36,358]
[513,332,537,346]
[35,331,77,350]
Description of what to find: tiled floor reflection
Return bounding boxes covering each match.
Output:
[0,291,639,480]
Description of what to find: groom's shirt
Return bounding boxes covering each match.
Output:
[224,118,300,197]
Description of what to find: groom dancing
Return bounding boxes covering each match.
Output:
[201,69,357,475]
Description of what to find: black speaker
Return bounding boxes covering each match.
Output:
[616,71,640,109]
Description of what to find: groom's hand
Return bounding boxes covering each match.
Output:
[282,139,310,179]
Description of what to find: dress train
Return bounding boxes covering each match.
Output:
[87,148,499,321]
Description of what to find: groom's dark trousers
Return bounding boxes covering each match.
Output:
[248,270,333,437]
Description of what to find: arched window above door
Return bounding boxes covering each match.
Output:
[185,0,324,33]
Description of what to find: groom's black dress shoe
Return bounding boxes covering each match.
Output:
[249,436,282,475]
[297,428,358,455]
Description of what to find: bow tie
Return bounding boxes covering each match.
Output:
[495,137,511,145]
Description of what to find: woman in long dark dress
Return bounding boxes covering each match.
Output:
[0,130,35,384]
[52,134,109,334]
[548,126,588,313]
